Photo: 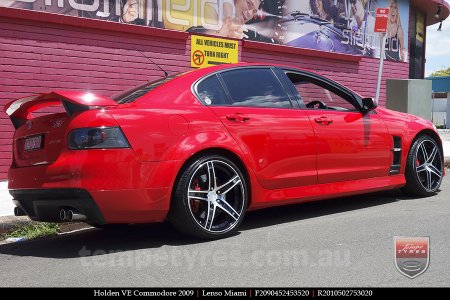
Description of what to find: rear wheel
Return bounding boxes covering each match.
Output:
[402,135,443,197]
[170,155,248,239]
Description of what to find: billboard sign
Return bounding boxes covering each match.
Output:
[0,0,410,62]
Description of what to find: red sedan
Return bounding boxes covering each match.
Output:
[4,63,444,239]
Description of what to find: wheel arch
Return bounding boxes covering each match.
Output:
[168,147,253,218]
[409,129,443,158]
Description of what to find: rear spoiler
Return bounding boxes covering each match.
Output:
[4,91,118,129]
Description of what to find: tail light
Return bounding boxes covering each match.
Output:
[68,127,130,150]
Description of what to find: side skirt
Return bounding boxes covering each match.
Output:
[249,175,406,210]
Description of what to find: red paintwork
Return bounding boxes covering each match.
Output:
[305,110,391,183]
[5,63,442,223]
[209,106,317,189]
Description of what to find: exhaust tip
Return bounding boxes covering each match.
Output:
[67,210,74,221]
[67,210,87,221]
[59,209,68,221]
[14,206,26,216]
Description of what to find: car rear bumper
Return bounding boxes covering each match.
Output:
[7,150,182,224]
[10,187,172,224]
[11,188,106,224]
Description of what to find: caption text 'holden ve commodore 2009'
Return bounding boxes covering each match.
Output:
[4,63,444,239]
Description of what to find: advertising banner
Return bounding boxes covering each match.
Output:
[0,0,409,62]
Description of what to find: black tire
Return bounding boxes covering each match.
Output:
[402,135,443,197]
[170,155,248,239]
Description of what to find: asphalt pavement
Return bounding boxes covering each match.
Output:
[0,176,448,287]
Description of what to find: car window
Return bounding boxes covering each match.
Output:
[219,68,292,108]
[196,75,229,105]
[286,72,358,111]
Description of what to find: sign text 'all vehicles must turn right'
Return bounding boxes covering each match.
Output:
[191,35,238,68]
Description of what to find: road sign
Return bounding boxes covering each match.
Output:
[374,8,390,33]
[192,50,205,66]
[190,35,239,68]
[374,7,389,104]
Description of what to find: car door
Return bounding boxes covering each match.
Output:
[195,67,317,190]
[281,69,392,184]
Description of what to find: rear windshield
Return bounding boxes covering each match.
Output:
[112,74,183,104]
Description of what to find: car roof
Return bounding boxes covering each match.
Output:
[187,62,308,75]
[174,62,313,85]
[179,63,363,99]
[134,62,362,106]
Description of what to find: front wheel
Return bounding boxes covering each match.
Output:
[170,155,248,239]
[402,135,444,197]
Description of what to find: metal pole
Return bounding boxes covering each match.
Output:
[375,33,387,105]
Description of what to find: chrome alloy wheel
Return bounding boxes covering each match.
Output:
[414,139,443,192]
[187,160,245,234]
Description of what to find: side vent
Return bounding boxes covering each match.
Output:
[389,136,402,175]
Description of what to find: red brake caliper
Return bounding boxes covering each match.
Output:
[191,179,201,213]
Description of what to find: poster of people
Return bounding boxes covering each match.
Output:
[0,0,409,62]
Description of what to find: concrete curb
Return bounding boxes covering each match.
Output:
[0,216,31,236]
[0,216,91,240]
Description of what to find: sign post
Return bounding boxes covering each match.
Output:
[374,8,390,105]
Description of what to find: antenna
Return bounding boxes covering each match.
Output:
[137,50,169,77]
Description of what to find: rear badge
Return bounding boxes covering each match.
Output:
[394,236,430,279]
[51,119,65,128]
[27,121,32,130]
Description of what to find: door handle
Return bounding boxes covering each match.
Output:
[226,113,250,122]
[314,116,333,125]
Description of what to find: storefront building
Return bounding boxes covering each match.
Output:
[0,0,449,179]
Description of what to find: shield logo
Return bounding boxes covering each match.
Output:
[394,236,429,279]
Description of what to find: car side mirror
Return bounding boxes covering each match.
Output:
[361,97,377,113]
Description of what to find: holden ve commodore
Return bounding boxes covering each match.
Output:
[4,63,444,239]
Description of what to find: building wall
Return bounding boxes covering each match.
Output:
[0,12,409,180]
